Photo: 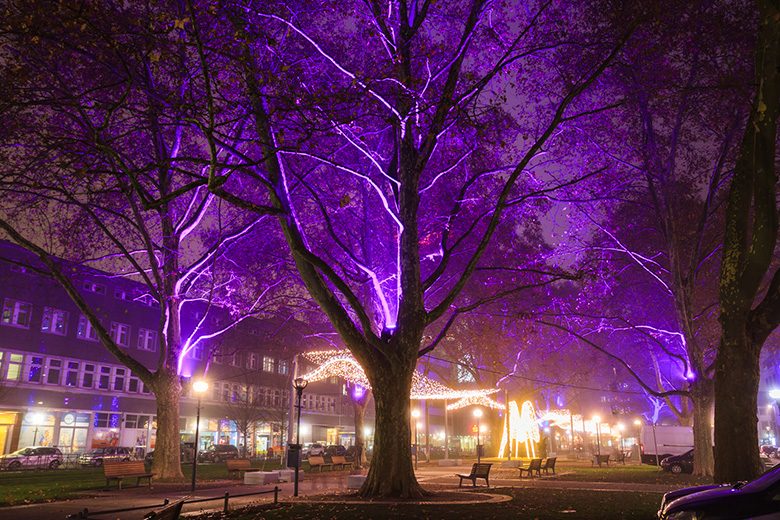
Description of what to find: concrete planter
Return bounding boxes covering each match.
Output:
[244,471,279,485]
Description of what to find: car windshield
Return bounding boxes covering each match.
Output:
[738,463,780,492]
[9,448,32,456]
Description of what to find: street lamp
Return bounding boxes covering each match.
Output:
[473,408,483,464]
[293,377,308,497]
[593,415,602,465]
[191,379,209,492]
[411,409,421,470]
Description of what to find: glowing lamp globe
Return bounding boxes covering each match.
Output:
[193,380,209,394]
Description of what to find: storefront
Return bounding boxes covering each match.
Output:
[58,412,90,453]
[0,411,19,454]
[19,411,56,447]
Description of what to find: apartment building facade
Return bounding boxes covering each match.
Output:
[0,241,360,456]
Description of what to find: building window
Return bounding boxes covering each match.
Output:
[110,322,130,347]
[230,352,240,367]
[137,329,157,351]
[41,307,68,335]
[77,316,98,341]
[98,366,111,390]
[65,361,79,387]
[81,363,95,388]
[263,356,274,372]
[190,345,204,360]
[2,299,32,328]
[93,413,120,428]
[45,359,62,385]
[5,353,23,381]
[113,367,126,392]
[27,356,43,383]
[82,281,106,295]
[278,360,289,375]
[113,288,131,301]
[128,374,140,393]
[248,353,259,370]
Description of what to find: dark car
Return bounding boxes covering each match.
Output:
[144,443,194,465]
[0,446,63,470]
[78,446,134,466]
[200,444,239,462]
[658,462,780,519]
[325,445,347,457]
[660,449,694,474]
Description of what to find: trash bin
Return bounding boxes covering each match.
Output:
[287,444,301,468]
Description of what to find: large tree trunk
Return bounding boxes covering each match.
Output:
[151,369,184,479]
[714,322,762,482]
[691,382,714,477]
[359,361,427,498]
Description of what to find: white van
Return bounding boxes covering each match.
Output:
[640,425,694,464]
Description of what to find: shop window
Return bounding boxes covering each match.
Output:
[263,356,274,372]
[137,329,157,351]
[27,356,43,383]
[77,315,98,341]
[41,307,68,335]
[45,358,62,385]
[2,298,32,328]
[81,363,95,388]
[110,322,130,347]
[5,353,23,381]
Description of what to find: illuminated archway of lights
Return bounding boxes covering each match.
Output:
[498,400,541,459]
[300,350,504,404]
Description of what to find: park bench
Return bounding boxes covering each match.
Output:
[104,460,155,490]
[330,455,349,470]
[456,462,492,487]
[143,499,184,520]
[308,455,333,472]
[592,454,611,466]
[519,458,543,478]
[226,458,258,478]
[541,457,557,475]
[613,451,627,465]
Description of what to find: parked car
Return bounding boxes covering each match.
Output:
[760,444,778,458]
[144,443,194,465]
[303,443,325,458]
[0,446,63,470]
[325,445,347,457]
[660,449,694,474]
[78,446,134,466]
[199,444,239,462]
[658,462,780,519]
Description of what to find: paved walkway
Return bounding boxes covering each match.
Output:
[5,463,677,519]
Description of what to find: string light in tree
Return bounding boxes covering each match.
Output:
[446,394,505,411]
[300,349,499,401]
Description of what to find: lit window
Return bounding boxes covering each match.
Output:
[263,356,274,372]
[45,359,62,385]
[2,299,32,328]
[41,307,68,335]
[110,322,130,347]
[278,360,289,375]
[77,316,98,341]
[137,329,157,351]
[4,353,22,381]
[27,356,43,383]
[230,352,240,367]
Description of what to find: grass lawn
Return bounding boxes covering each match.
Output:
[554,463,710,486]
[0,460,285,506]
[195,487,664,520]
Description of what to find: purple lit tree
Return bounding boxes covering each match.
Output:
[193,0,638,497]
[0,2,291,479]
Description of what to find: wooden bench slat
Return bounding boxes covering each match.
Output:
[103,461,155,490]
[308,456,333,472]
[226,458,257,478]
[519,458,543,478]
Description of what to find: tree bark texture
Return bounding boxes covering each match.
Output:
[714,0,780,484]
[691,382,714,477]
[353,399,367,469]
[151,369,184,479]
[359,361,427,498]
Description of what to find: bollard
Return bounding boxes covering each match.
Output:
[274,486,279,504]
[223,491,229,513]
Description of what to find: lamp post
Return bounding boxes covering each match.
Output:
[411,409,421,470]
[593,415,602,465]
[617,422,625,455]
[191,379,209,492]
[473,408,483,464]
[293,377,308,497]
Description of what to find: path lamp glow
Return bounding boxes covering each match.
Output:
[191,379,209,492]
[593,415,602,465]
[293,377,308,497]
[617,422,626,454]
[473,408,484,464]
[28,412,45,445]
[411,409,421,470]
